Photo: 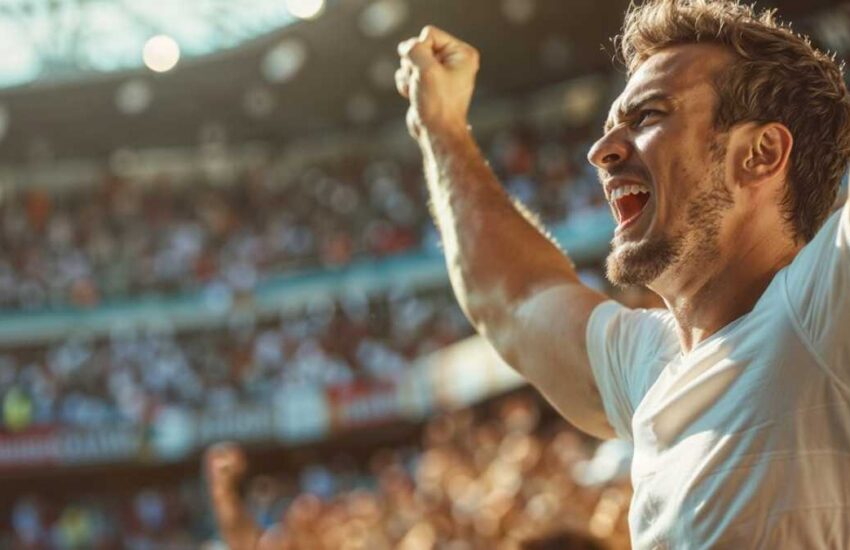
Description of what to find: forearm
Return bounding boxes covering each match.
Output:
[419,127,581,328]
[210,484,262,549]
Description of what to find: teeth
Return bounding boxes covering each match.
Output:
[610,184,651,201]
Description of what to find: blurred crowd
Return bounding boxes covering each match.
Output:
[0,125,605,311]
[0,264,657,435]
[0,285,472,432]
[4,394,632,550]
[0,113,624,549]
[0,119,610,434]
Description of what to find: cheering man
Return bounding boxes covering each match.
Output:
[396,0,850,546]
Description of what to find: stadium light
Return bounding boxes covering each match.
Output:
[369,56,398,90]
[501,0,536,24]
[262,39,307,83]
[285,0,325,20]
[243,86,277,119]
[115,79,153,115]
[143,35,181,73]
[359,0,408,38]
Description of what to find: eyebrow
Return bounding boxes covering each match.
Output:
[604,91,673,133]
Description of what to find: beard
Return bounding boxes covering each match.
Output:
[605,231,683,287]
[605,141,733,288]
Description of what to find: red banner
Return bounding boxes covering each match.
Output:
[326,381,400,431]
[0,427,61,470]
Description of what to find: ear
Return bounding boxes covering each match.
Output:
[736,122,793,187]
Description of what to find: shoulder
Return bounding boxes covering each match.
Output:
[588,300,678,364]
[590,300,676,340]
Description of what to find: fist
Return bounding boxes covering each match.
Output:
[396,26,480,140]
[204,441,248,491]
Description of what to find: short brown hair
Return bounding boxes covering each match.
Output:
[617,0,850,242]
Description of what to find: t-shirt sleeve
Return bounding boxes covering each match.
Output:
[782,202,850,376]
[585,300,678,440]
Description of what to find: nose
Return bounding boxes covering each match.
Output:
[587,128,631,170]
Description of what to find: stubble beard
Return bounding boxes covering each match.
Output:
[605,231,683,287]
[605,142,733,289]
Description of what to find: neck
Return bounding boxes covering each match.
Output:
[651,232,801,354]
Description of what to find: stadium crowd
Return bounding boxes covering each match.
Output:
[0,286,473,432]
[0,111,634,548]
[0,119,609,435]
[0,125,605,311]
[4,394,631,550]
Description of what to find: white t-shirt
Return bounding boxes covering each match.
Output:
[586,204,850,549]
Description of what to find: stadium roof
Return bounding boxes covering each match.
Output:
[0,0,326,88]
[0,0,844,166]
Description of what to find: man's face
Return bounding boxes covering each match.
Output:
[588,43,737,288]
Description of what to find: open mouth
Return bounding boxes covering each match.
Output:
[611,184,652,230]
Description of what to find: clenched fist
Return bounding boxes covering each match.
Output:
[205,441,248,495]
[396,26,480,141]
[204,442,269,549]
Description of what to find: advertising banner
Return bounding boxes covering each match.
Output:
[326,380,400,431]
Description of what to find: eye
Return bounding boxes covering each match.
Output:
[632,109,664,128]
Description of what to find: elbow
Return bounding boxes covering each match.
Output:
[465,297,525,371]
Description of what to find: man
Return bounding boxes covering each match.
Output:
[395,0,850,547]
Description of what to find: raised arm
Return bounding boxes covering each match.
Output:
[204,443,290,550]
[396,26,615,439]
[204,443,263,550]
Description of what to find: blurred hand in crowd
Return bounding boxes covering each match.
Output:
[205,442,288,550]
